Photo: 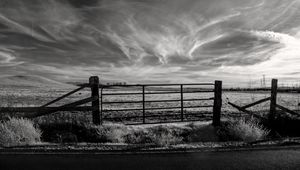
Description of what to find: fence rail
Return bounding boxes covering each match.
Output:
[100,81,221,125]
[101,98,214,104]
[0,86,96,119]
[0,106,93,113]
[228,79,300,126]
[0,76,222,125]
[1,76,298,126]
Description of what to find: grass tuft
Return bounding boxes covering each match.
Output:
[0,117,42,147]
[147,125,184,146]
[96,123,129,143]
[224,118,270,142]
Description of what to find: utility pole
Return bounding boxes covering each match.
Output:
[263,75,266,88]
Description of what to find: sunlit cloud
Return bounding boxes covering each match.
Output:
[0,0,299,86]
[0,48,24,66]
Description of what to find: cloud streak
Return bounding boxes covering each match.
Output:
[0,47,24,66]
[0,0,299,86]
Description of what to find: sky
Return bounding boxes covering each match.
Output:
[0,0,300,87]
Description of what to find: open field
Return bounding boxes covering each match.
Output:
[0,87,299,112]
[1,87,299,107]
[0,86,299,124]
[1,87,299,109]
[0,85,300,153]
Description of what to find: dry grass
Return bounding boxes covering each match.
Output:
[225,118,270,142]
[0,117,42,147]
[39,121,222,146]
[0,117,271,147]
[144,125,184,146]
[94,123,218,146]
[89,123,184,146]
[96,123,129,143]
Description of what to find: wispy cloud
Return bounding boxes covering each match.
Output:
[0,0,299,86]
[0,47,24,66]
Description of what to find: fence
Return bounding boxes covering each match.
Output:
[0,76,222,126]
[0,77,98,123]
[1,76,299,126]
[99,81,222,125]
[228,79,300,123]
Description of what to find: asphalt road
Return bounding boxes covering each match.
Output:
[1,147,300,170]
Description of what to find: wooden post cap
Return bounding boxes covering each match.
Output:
[89,76,99,85]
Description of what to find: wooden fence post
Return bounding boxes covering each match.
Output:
[180,84,184,122]
[269,79,278,122]
[142,85,145,124]
[89,76,100,125]
[213,80,222,126]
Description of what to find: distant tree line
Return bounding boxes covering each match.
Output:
[224,87,300,93]
[105,82,127,86]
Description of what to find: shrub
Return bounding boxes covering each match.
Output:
[225,118,270,142]
[0,117,42,147]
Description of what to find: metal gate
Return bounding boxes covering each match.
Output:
[99,82,221,125]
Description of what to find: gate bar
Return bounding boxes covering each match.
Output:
[101,83,214,87]
[101,98,214,104]
[102,105,213,112]
[101,90,214,96]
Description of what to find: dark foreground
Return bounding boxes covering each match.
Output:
[1,146,300,170]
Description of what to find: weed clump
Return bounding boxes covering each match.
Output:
[96,123,129,143]
[147,125,184,146]
[0,117,42,147]
[123,127,152,144]
[223,118,270,142]
[96,124,184,146]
